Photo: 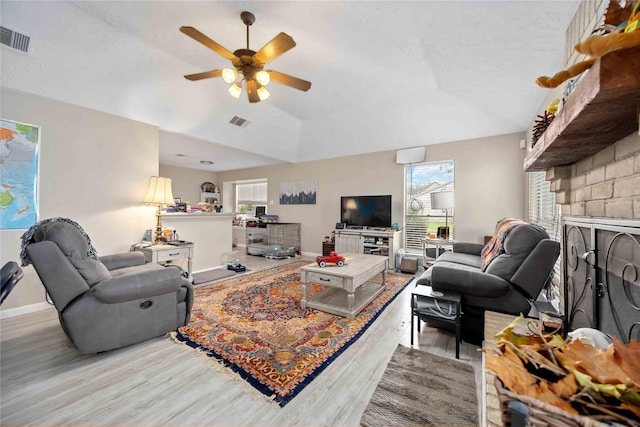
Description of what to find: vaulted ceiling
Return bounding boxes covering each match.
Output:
[1,1,579,171]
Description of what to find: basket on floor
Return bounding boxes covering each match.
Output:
[494,377,609,427]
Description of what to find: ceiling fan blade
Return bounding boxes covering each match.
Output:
[267,70,312,91]
[253,32,296,65]
[180,26,237,60]
[246,80,260,103]
[184,69,223,81]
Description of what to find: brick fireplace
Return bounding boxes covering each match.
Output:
[521,0,640,340]
[544,131,640,342]
[545,133,640,220]
[484,3,640,424]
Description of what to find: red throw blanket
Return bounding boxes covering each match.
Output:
[480,218,528,271]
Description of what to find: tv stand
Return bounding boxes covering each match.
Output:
[335,228,400,269]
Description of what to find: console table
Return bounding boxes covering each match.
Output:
[334,228,399,269]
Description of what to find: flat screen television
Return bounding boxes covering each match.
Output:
[340,195,392,228]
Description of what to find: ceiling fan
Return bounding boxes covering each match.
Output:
[180,11,311,103]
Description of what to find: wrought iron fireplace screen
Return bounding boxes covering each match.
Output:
[563,217,640,343]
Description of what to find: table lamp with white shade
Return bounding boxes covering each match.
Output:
[143,176,175,245]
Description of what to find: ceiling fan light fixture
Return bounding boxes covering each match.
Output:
[228,82,243,99]
[255,70,270,86]
[222,68,238,83]
[257,86,270,101]
[181,12,311,103]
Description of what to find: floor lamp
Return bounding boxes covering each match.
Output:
[430,191,454,240]
[143,176,175,245]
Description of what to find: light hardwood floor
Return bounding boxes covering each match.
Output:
[0,254,482,426]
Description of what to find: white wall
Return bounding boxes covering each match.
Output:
[0,87,527,313]
[219,132,527,254]
[0,88,160,313]
[425,133,527,241]
[159,164,219,207]
[162,214,233,272]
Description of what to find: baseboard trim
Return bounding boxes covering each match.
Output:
[0,301,54,319]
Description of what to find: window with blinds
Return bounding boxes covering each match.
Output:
[404,161,455,253]
[236,181,267,213]
[527,171,562,306]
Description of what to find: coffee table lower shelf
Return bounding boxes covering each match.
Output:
[303,281,386,320]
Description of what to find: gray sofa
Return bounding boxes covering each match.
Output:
[21,218,193,354]
[417,219,560,343]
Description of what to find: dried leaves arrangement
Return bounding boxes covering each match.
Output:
[486,316,640,426]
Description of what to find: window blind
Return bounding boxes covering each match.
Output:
[527,171,562,305]
[236,181,267,205]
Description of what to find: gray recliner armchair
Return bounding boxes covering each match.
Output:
[417,218,560,344]
[21,218,193,354]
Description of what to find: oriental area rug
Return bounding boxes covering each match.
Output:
[173,260,413,407]
[360,345,478,426]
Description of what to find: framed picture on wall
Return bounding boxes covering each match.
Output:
[279,180,317,205]
[1,118,40,230]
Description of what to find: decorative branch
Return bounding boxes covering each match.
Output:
[532,111,555,147]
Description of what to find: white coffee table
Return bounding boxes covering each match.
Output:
[300,253,388,320]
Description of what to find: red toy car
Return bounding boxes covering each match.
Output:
[316,251,346,267]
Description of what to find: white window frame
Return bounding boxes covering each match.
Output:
[527,171,562,306]
[404,161,455,253]
[235,179,267,213]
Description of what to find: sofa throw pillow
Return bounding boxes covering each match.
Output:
[480,218,527,271]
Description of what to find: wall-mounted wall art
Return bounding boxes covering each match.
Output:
[1,119,39,229]
[279,179,317,205]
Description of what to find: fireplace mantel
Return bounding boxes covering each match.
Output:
[524,47,640,172]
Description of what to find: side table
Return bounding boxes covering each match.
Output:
[422,238,454,267]
[410,284,462,359]
[134,243,194,280]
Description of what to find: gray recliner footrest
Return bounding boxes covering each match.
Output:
[420,262,511,298]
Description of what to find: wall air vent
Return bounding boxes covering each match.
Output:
[1,26,30,53]
[229,116,249,128]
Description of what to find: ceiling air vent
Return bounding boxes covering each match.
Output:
[1,26,30,53]
[229,116,249,128]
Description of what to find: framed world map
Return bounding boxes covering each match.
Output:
[1,118,39,230]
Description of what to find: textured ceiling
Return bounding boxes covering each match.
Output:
[1,1,579,171]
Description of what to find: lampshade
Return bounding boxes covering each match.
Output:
[255,70,270,86]
[222,68,238,84]
[430,191,454,210]
[228,83,242,99]
[143,177,175,206]
[257,86,270,101]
